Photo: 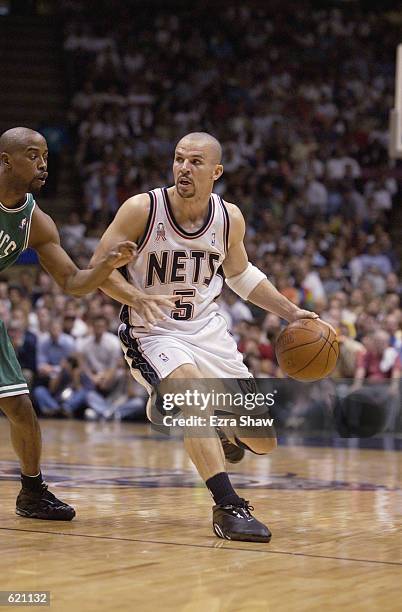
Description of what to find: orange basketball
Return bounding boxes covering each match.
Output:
[275,318,339,381]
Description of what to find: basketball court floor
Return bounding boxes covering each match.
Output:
[0,420,401,611]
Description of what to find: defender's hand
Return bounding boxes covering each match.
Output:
[128,293,178,330]
[104,241,137,269]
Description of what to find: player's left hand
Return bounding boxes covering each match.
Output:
[104,241,137,269]
[288,308,319,323]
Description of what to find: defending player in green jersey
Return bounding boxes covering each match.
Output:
[0,127,174,520]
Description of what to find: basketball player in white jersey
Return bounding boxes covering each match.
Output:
[91,132,318,542]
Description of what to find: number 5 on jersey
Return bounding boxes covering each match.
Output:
[171,289,196,320]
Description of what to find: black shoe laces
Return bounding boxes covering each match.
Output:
[25,482,57,502]
[224,499,254,517]
[239,499,254,514]
[40,482,59,501]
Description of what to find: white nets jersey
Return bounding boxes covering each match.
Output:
[120,187,230,337]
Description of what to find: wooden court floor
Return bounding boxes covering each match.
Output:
[0,419,401,612]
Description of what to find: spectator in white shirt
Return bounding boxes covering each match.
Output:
[77,316,123,419]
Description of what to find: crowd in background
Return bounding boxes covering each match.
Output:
[0,272,147,420]
[4,0,402,426]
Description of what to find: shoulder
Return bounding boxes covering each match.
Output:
[221,200,245,244]
[117,192,151,220]
[29,206,59,248]
[112,192,152,241]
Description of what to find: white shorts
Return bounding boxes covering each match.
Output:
[118,313,251,395]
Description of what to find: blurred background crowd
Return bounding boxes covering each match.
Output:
[1,0,402,426]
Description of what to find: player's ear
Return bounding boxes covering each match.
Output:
[213,164,223,181]
[0,152,11,168]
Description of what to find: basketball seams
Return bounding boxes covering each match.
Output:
[284,325,332,377]
[329,339,339,358]
[319,338,339,378]
[277,333,325,356]
[275,320,339,381]
[319,336,334,379]
[290,327,330,376]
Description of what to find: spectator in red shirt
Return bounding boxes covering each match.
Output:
[237,320,275,362]
[352,330,400,389]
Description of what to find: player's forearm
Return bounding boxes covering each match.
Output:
[247,278,299,322]
[64,260,115,296]
[98,270,141,306]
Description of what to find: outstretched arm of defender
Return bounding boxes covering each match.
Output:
[90,194,176,326]
[29,207,135,296]
[222,204,318,323]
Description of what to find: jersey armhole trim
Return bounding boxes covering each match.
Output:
[22,201,36,250]
[137,191,157,254]
[218,196,230,254]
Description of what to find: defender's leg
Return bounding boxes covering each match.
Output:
[1,394,75,520]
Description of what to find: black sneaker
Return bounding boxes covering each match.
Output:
[213,499,271,542]
[16,483,76,521]
[216,427,245,464]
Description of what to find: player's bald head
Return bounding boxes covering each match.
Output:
[0,127,46,154]
[176,132,222,164]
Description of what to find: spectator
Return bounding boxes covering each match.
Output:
[77,315,123,419]
[7,308,37,387]
[352,330,400,387]
[332,323,366,381]
[219,288,253,328]
[34,319,76,415]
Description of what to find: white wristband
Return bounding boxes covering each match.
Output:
[225,262,267,301]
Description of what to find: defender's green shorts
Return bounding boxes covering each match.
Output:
[0,319,29,399]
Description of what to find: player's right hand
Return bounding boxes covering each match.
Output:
[104,241,137,269]
[127,293,178,330]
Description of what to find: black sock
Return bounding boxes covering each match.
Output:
[21,472,44,491]
[206,472,242,506]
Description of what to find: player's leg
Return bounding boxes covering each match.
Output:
[166,363,226,481]
[185,316,278,462]
[166,363,271,542]
[119,327,271,541]
[0,394,75,520]
[219,426,277,457]
[0,394,41,475]
[0,319,74,520]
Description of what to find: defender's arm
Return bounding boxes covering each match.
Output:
[29,207,135,296]
[90,194,176,325]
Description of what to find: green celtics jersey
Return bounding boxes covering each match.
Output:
[0,193,36,272]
